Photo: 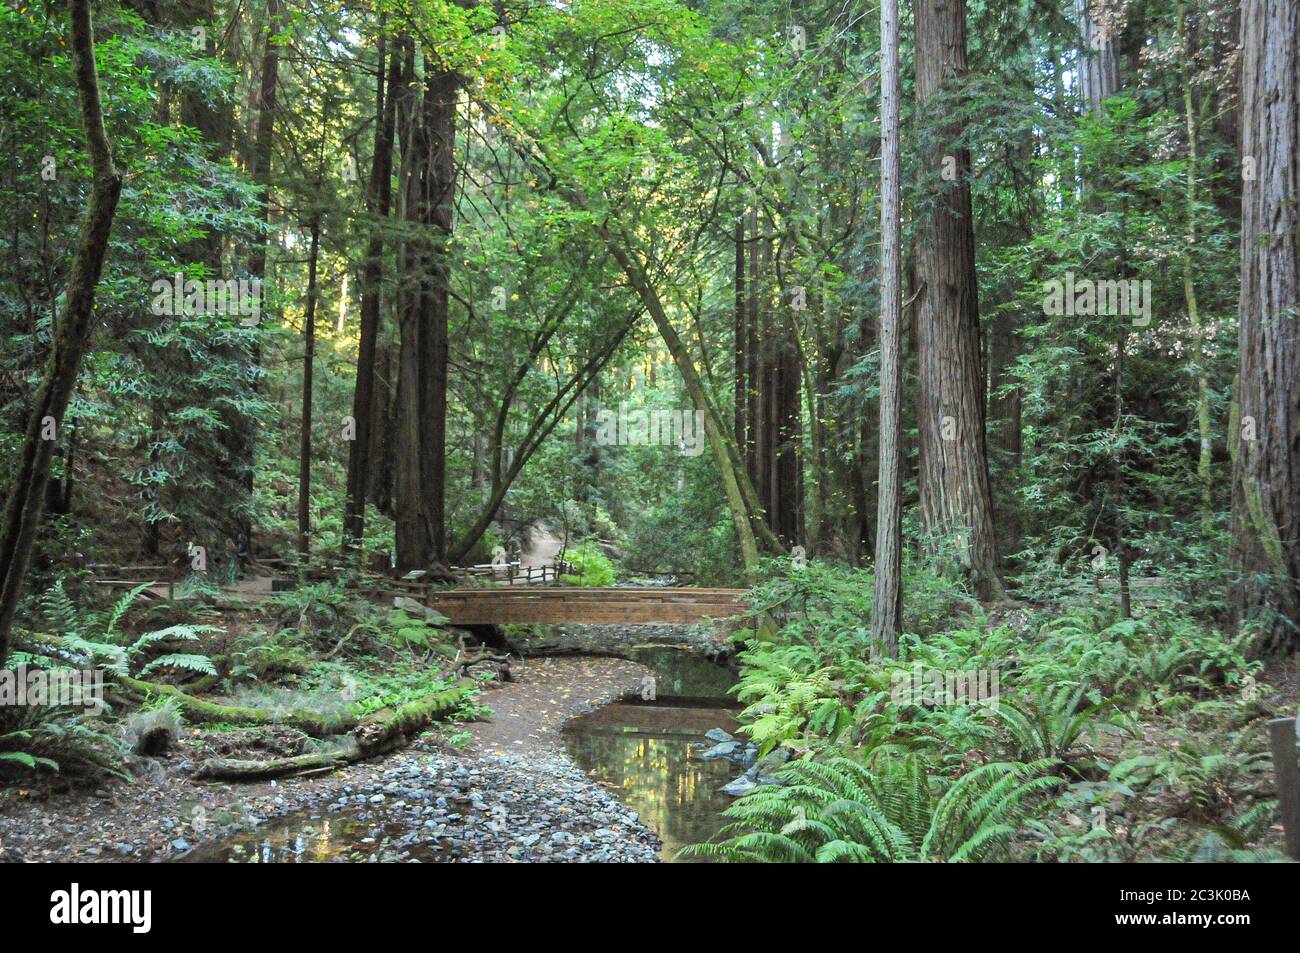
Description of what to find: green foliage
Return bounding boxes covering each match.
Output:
[228,628,313,682]
[0,705,129,786]
[690,755,1058,863]
[715,560,1279,860]
[990,684,1116,768]
[558,541,617,587]
[1110,730,1272,822]
[383,608,451,653]
[0,0,1278,864]
[299,663,462,721]
[31,581,217,680]
[350,670,456,717]
[1166,803,1290,863]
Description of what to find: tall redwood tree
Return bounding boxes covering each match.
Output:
[1231,0,1300,651]
[913,0,1005,601]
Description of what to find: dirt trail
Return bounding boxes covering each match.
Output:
[519,524,565,568]
[467,656,650,755]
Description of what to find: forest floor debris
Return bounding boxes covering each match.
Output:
[0,656,660,863]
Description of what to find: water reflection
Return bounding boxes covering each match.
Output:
[181,811,434,863]
[563,702,741,863]
[187,648,743,864]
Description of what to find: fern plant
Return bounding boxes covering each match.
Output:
[1165,802,1290,862]
[991,683,1116,770]
[0,704,129,783]
[687,754,1059,862]
[1110,731,1271,821]
[732,644,881,754]
[0,732,59,773]
[1121,641,1196,690]
[384,607,451,654]
[32,581,217,679]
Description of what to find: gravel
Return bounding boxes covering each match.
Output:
[183,750,660,863]
[0,656,664,864]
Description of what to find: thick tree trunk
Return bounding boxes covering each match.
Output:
[1231,0,1300,652]
[1075,0,1119,111]
[427,69,455,569]
[344,27,401,553]
[394,48,456,573]
[871,0,903,655]
[296,217,320,554]
[0,0,123,664]
[914,0,1006,601]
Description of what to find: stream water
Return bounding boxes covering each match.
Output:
[182,646,741,863]
[561,644,741,862]
[562,700,739,861]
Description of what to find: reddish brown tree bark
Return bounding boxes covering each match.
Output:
[914,0,1006,601]
[394,45,456,573]
[343,29,401,552]
[1231,0,1300,652]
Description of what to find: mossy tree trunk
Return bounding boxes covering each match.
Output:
[0,0,123,666]
[871,0,903,655]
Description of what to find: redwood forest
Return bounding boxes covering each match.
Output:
[1,0,1299,888]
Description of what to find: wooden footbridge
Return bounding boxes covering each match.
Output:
[85,561,748,625]
[418,587,749,625]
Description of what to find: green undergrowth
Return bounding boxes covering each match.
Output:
[3,574,482,789]
[699,560,1286,863]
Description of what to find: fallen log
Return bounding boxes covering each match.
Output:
[191,683,471,781]
[192,744,357,781]
[118,675,356,738]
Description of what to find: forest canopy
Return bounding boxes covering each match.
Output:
[0,0,1297,870]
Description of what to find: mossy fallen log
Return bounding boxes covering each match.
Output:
[118,675,356,738]
[190,683,471,782]
[352,684,470,756]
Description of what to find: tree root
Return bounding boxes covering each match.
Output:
[190,683,470,781]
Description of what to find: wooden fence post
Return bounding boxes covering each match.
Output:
[1267,716,1300,860]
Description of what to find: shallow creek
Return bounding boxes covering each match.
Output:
[183,646,741,863]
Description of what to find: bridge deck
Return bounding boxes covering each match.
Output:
[420,587,749,625]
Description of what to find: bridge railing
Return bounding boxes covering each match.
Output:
[450,561,576,585]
